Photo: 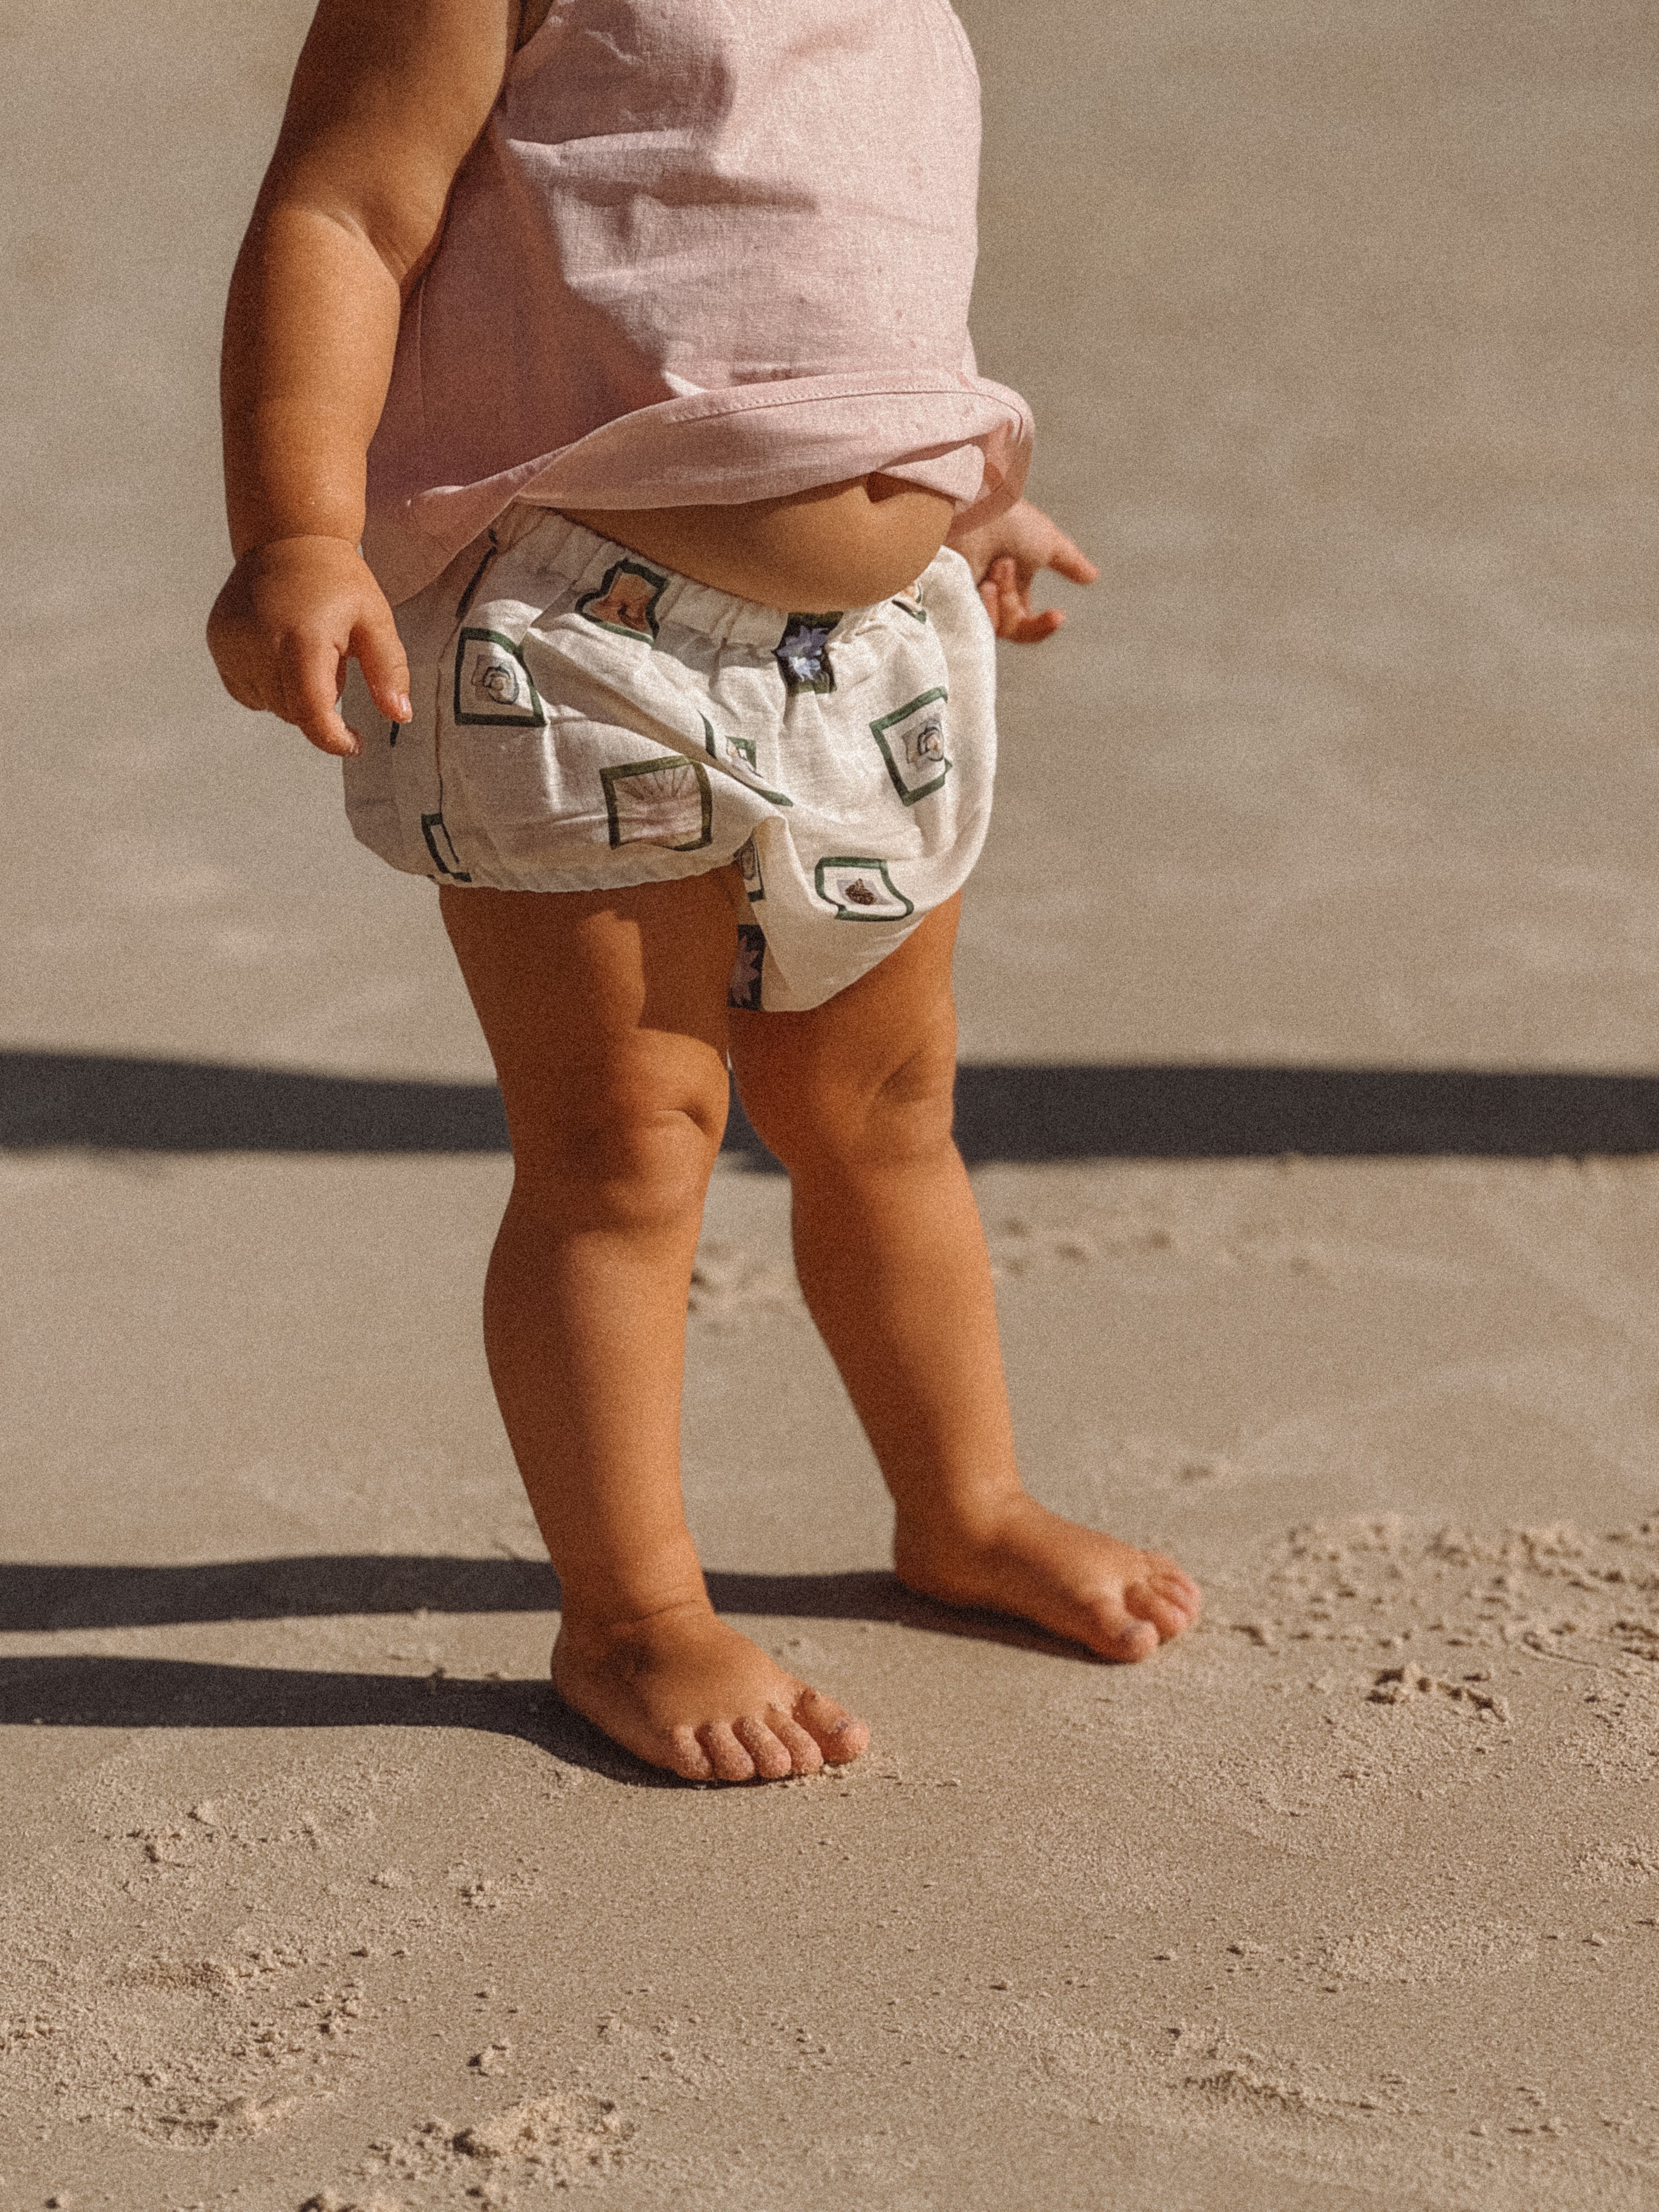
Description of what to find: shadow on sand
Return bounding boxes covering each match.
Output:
[0,1554,990,1632]
[0,1555,1070,1785]
[8,1048,1659,1161]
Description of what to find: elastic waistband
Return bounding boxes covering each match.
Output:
[492,503,921,649]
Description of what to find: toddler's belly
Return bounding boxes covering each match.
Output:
[558,476,956,611]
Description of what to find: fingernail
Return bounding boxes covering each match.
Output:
[395,694,413,721]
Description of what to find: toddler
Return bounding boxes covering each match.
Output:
[208,0,1202,1782]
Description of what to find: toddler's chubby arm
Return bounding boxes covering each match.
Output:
[207,0,522,757]
[948,498,1100,645]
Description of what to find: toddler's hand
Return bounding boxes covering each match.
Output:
[949,497,1099,644]
[207,537,412,758]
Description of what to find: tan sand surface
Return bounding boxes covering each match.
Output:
[4,2,1659,2208]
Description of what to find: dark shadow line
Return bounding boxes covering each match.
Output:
[0,1557,1054,1652]
[9,1049,1659,1163]
[0,1564,1071,1779]
[2,1050,512,1156]
[942,1063,1659,1164]
[0,1655,673,1785]
[0,1555,563,1631]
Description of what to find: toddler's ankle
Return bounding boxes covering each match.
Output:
[891,1479,1029,1551]
[555,1582,714,1657]
[549,1520,712,1645]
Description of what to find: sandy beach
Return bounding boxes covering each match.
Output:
[4,2,1658,2207]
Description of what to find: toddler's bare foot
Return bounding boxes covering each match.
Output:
[894,1495,1201,1661]
[552,1601,870,1783]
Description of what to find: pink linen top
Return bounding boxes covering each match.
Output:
[362,0,1033,605]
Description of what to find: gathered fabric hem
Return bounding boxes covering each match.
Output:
[364,368,1031,608]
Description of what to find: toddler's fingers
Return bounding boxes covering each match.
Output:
[352,607,414,726]
[1007,606,1065,646]
[992,556,1023,637]
[1001,561,1064,644]
[1047,537,1100,586]
[278,633,363,758]
[205,618,273,718]
[216,658,269,716]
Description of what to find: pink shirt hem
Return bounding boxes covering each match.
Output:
[367,370,1030,608]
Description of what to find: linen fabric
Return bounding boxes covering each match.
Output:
[341,508,997,1012]
[362,0,1033,606]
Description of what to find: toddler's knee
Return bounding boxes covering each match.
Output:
[746,1040,957,1177]
[510,1062,727,1233]
[866,1047,958,1164]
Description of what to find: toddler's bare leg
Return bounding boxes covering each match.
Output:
[441,876,868,1782]
[730,897,1201,1659]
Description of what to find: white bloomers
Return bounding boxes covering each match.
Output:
[341,506,997,1012]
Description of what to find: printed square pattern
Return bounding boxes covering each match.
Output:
[870,687,951,805]
[453,630,545,726]
[575,557,670,641]
[736,836,764,902]
[600,757,714,851]
[775,612,842,694]
[814,857,914,921]
[703,712,758,769]
[420,812,471,882]
[701,716,795,808]
[728,923,766,1010]
[340,520,996,1007]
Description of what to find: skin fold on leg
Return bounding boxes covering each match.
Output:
[729,896,1203,1662]
[439,872,869,1784]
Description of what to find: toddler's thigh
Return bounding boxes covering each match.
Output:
[729,894,962,1149]
[441,870,743,1127]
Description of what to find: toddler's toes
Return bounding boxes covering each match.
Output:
[733,1714,794,1780]
[1084,1602,1161,1663]
[667,1724,716,1782]
[553,1611,871,1784]
[795,1688,870,1764]
[1147,1555,1204,1611]
[701,1721,757,1782]
[1126,1583,1192,1641]
[767,1711,826,1774]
